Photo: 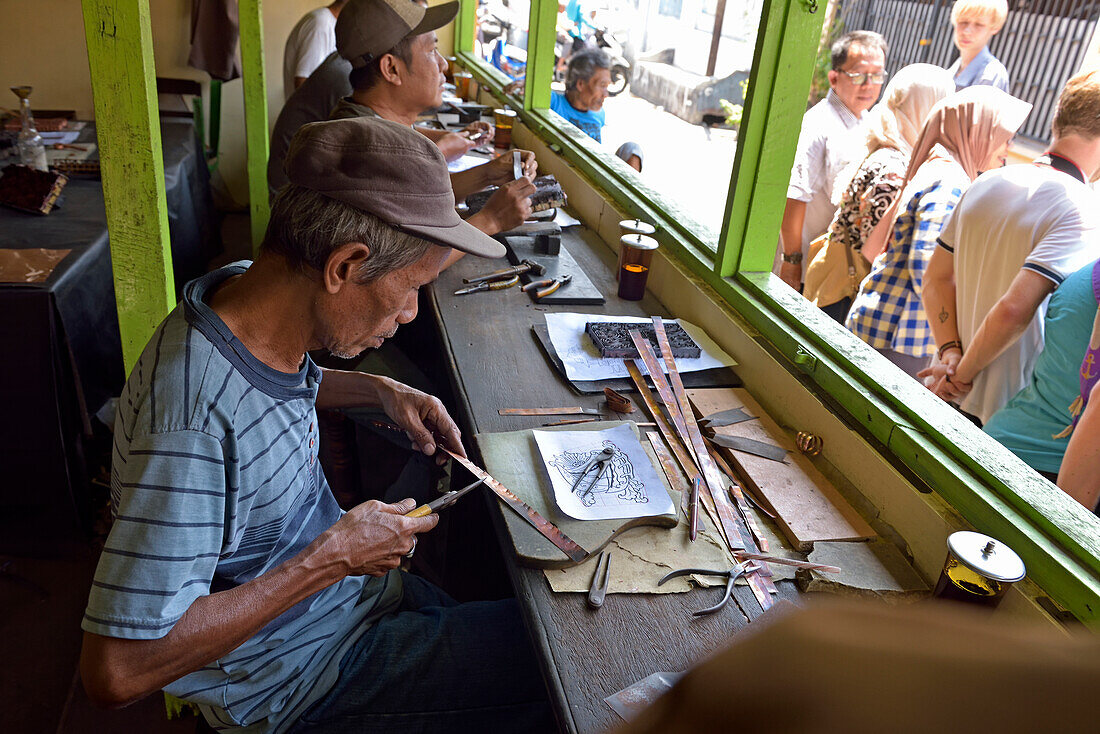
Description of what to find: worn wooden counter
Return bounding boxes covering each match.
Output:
[429,225,800,734]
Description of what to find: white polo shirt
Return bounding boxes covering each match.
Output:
[283,7,337,101]
[938,162,1099,423]
[785,90,865,270]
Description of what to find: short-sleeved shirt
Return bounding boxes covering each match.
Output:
[948,46,1010,93]
[786,90,865,267]
[984,261,1099,474]
[268,53,353,201]
[550,91,605,143]
[283,7,338,101]
[847,154,970,358]
[938,163,1099,423]
[82,263,402,733]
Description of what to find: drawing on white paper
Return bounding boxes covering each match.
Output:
[533,424,675,521]
[548,440,646,507]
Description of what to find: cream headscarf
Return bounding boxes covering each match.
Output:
[865,64,957,157]
[862,85,1033,260]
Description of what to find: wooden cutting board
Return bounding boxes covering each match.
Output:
[476,421,678,568]
[688,388,875,551]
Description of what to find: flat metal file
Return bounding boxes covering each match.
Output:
[499,407,602,416]
[443,448,589,564]
[700,408,754,427]
[709,433,789,463]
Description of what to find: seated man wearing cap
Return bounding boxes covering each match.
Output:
[78,117,552,733]
[271,0,537,244]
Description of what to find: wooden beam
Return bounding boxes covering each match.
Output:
[81,0,174,371]
[239,0,270,255]
[706,0,728,78]
[524,0,557,111]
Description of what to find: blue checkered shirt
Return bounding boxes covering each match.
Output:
[847,159,969,358]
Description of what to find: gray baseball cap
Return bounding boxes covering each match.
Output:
[284,116,505,258]
[336,0,459,69]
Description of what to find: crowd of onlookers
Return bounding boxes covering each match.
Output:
[782,0,1100,513]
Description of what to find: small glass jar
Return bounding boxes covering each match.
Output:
[617,234,659,301]
[493,108,517,149]
[453,72,473,100]
[12,86,47,172]
[932,531,1025,608]
[616,220,656,280]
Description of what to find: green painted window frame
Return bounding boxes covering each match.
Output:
[455,0,1100,621]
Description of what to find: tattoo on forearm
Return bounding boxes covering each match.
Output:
[938,307,949,324]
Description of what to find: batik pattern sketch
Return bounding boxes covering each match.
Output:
[549,440,646,507]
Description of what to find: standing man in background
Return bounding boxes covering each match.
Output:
[779,31,887,290]
[284,1,348,99]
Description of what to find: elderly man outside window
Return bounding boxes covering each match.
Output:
[78,116,553,733]
[779,31,888,290]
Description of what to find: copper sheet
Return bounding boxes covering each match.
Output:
[0,248,72,283]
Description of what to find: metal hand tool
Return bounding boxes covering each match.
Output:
[570,446,616,502]
[513,149,523,180]
[453,274,519,296]
[709,433,788,463]
[688,475,700,542]
[521,273,572,299]
[498,406,601,416]
[657,561,754,616]
[405,478,486,518]
[587,551,611,609]
[462,259,545,285]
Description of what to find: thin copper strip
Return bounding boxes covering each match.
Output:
[631,330,746,551]
[646,430,691,515]
[738,552,841,573]
[443,449,589,564]
[706,442,770,552]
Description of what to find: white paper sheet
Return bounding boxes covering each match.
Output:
[447,153,487,173]
[544,313,736,382]
[553,208,581,227]
[534,425,675,521]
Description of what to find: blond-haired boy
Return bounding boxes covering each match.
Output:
[948,0,1010,91]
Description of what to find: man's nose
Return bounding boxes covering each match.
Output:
[398,298,419,324]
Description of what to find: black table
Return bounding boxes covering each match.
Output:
[429,226,799,733]
[0,117,219,553]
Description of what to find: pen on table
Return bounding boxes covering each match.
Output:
[689,476,700,542]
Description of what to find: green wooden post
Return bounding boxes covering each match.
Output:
[454,0,476,55]
[715,0,824,276]
[239,0,270,256]
[524,0,557,110]
[81,0,175,372]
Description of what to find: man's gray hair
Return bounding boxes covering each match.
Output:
[565,48,612,91]
[831,31,888,70]
[262,185,432,283]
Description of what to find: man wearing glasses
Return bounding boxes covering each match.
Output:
[779,31,888,291]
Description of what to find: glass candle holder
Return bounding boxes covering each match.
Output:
[932,531,1025,609]
[493,108,517,149]
[453,72,473,100]
[617,234,659,301]
[616,220,656,281]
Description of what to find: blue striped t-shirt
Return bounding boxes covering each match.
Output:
[82,263,403,732]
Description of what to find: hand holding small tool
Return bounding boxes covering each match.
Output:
[405,478,486,517]
[373,377,465,462]
[484,148,536,184]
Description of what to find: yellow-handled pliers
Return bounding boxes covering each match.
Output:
[521,273,572,299]
[454,275,519,296]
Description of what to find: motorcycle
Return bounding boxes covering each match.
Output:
[555,26,632,97]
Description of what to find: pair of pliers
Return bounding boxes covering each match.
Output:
[657,561,754,616]
[454,275,519,296]
[522,273,572,299]
[570,445,615,501]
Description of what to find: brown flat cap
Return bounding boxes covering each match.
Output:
[285,116,505,258]
[336,0,459,69]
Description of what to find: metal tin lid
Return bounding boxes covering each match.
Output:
[946,531,1026,583]
[619,219,656,236]
[620,233,659,250]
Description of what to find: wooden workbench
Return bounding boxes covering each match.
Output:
[429,225,800,733]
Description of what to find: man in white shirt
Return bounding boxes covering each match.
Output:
[779,31,887,290]
[284,1,348,99]
[921,70,1100,424]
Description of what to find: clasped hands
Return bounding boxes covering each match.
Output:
[917,348,972,403]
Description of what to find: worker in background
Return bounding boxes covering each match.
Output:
[284,1,348,100]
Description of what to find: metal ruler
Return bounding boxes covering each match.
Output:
[443,448,589,564]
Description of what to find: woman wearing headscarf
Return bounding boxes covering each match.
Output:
[845,86,1032,377]
[805,64,955,322]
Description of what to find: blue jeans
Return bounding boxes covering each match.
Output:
[289,573,555,734]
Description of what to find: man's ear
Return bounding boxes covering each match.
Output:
[379,53,403,86]
[323,242,371,294]
[827,69,839,89]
